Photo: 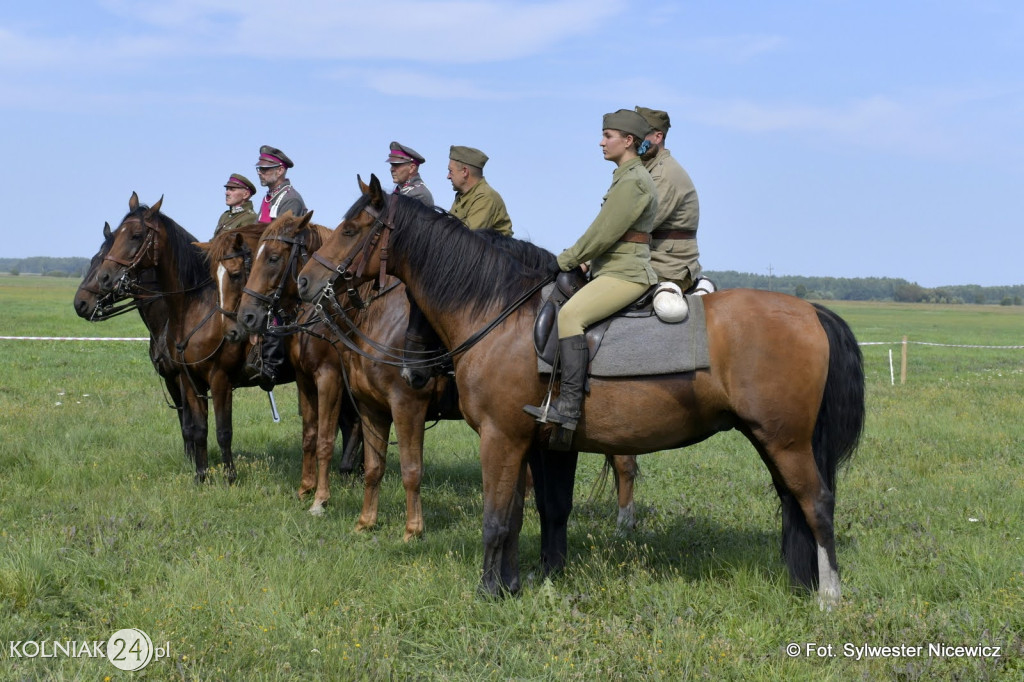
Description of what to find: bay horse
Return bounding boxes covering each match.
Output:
[235,211,638,537]
[197,215,364,519]
[296,175,865,607]
[92,193,294,483]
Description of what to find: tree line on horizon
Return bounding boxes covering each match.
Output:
[2,257,1022,306]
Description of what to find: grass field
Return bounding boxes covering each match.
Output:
[1,276,1022,680]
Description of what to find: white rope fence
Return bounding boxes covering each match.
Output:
[0,336,148,341]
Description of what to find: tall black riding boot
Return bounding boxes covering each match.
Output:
[524,334,588,431]
[259,332,285,392]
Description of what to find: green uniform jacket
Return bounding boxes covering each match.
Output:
[214,201,259,237]
[556,156,658,286]
[450,178,513,235]
[643,148,702,287]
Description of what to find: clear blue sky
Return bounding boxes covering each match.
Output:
[3,1,1022,287]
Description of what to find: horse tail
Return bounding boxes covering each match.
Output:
[811,304,865,492]
[782,304,865,590]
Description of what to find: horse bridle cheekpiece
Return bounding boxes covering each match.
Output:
[310,193,397,298]
[102,214,160,297]
[241,231,308,327]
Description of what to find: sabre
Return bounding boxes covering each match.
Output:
[267,389,280,423]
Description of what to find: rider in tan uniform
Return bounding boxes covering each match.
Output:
[213,173,258,237]
[447,146,513,235]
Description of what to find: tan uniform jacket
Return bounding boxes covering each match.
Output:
[450,178,513,235]
[556,156,658,286]
[643,148,701,287]
[214,201,258,237]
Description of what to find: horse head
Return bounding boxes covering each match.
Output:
[196,224,264,343]
[297,175,389,303]
[94,193,165,294]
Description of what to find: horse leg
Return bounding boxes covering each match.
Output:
[210,373,236,484]
[759,442,841,609]
[310,376,343,517]
[391,397,430,542]
[479,431,532,597]
[336,396,364,476]
[355,411,391,533]
[179,379,209,484]
[527,444,578,576]
[610,454,638,533]
[295,376,320,504]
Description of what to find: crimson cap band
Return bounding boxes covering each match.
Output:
[224,173,257,195]
[257,145,294,169]
[387,141,426,165]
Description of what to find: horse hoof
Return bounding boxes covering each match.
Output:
[309,504,326,517]
[194,470,207,484]
[225,467,237,485]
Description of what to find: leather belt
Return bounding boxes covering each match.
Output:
[617,230,652,244]
[651,229,697,240]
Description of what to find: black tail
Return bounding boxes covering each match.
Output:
[781,304,865,590]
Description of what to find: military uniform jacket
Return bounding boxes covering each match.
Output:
[260,180,307,223]
[556,156,658,286]
[214,201,258,237]
[394,173,434,207]
[449,178,513,235]
[643,148,702,285]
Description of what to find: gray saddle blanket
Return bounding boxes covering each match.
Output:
[537,284,711,377]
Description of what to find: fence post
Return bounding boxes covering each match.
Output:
[900,335,908,385]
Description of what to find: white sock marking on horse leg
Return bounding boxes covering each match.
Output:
[817,544,841,610]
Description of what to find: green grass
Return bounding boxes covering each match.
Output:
[1,278,1022,680]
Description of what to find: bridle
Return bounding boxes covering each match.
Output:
[102,216,160,295]
[307,193,398,306]
[240,229,312,330]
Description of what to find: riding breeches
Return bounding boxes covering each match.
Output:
[557,275,649,338]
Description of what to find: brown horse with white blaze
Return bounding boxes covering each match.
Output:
[296,175,865,607]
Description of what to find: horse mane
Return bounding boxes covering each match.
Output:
[205,223,265,265]
[376,194,556,317]
[123,205,209,291]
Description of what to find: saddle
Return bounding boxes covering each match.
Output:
[533,268,658,371]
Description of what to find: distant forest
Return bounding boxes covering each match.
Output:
[2,257,1022,305]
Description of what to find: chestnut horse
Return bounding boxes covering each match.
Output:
[197,216,366,519]
[92,194,294,482]
[296,176,865,607]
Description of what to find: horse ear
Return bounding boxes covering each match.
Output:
[231,232,245,248]
[192,240,210,253]
[103,222,112,240]
[149,195,164,215]
[368,174,385,209]
[357,175,369,194]
[298,210,314,229]
[129,192,139,211]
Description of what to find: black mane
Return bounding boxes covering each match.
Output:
[379,194,556,317]
[121,205,210,292]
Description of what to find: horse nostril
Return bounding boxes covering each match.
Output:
[240,312,255,329]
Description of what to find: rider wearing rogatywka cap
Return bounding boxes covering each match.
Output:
[387,141,434,207]
[255,145,306,224]
[214,173,258,237]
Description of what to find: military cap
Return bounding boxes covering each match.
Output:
[387,141,426,165]
[449,145,488,169]
[224,173,257,196]
[602,109,652,141]
[635,106,671,133]
[257,145,294,169]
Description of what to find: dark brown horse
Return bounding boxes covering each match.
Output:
[92,194,293,482]
[74,220,185,432]
[296,176,865,607]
